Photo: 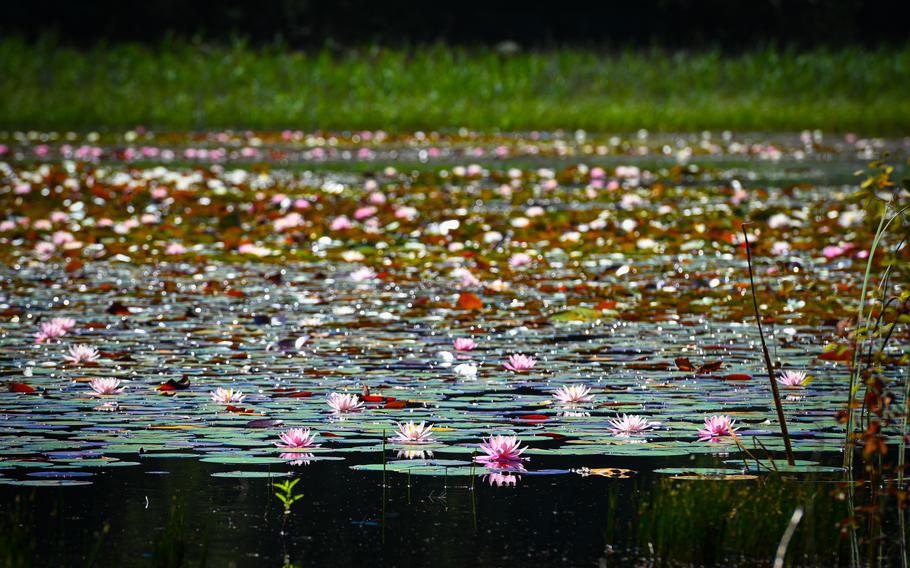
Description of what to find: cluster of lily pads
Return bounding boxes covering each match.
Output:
[0,131,904,487]
[0,129,897,166]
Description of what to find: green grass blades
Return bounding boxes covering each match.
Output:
[2,39,910,133]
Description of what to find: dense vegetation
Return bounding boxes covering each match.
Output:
[2,39,909,133]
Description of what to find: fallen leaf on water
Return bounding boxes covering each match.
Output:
[456,292,483,311]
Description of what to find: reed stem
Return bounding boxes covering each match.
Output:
[742,224,795,466]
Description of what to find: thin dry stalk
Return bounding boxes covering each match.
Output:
[742,224,795,466]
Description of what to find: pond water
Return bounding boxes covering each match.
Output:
[0,130,908,566]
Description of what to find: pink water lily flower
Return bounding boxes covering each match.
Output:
[210,387,245,403]
[475,435,528,465]
[777,370,808,388]
[553,384,594,404]
[330,216,353,231]
[34,242,56,260]
[165,243,187,255]
[327,392,364,414]
[392,421,435,444]
[64,344,100,364]
[504,354,536,372]
[276,427,319,449]
[509,252,532,267]
[35,321,68,343]
[90,378,124,395]
[453,338,477,351]
[354,206,377,220]
[608,414,657,436]
[697,415,739,442]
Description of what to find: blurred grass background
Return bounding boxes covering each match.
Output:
[2,38,909,133]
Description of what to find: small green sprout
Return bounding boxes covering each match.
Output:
[273,478,303,515]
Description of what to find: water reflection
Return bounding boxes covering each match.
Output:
[485,471,520,487]
[280,452,315,466]
[396,449,434,460]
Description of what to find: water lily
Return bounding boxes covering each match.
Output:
[350,267,377,282]
[165,242,187,255]
[504,354,536,372]
[454,363,478,378]
[436,350,455,366]
[392,421,435,444]
[777,370,808,387]
[210,387,245,403]
[330,216,353,231]
[475,435,528,465]
[35,321,68,343]
[553,384,593,404]
[453,338,477,351]
[558,410,591,418]
[354,206,377,220]
[697,415,739,442]
[64,344,100,364]
[276,427,319,449]
[90,378,124,395]
[509,252,532,267]
[608,414,657,436]
[327,392,364,413]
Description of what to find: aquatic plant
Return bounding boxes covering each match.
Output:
[508,253,532,267]
[89,378,124,395]
[453,338,477,351]
[504,354,536,372]
[0,494,37,567]
[697,415,738,442]
[741,224,795,465]
[210,387,245,403]
[276,428,319,449]
[552,384,593,404]
[326,392,363,414]
[453,363,478,378]
[35,321,68,343]
[64,344,100,364]
[475,435,527,466]
[273,478,304,515]
[776,371,808,388]
[392,421,435,444]
[608,414,656,436]
[835,159,910,566]
[151,499,187,568]
[349,267,377,282]
[627,478,847,566]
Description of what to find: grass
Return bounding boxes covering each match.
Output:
[623,478,849,566]
[1,38,909,133]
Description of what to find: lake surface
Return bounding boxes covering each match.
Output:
[0,130,908,566]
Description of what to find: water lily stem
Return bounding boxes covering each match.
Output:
[742,224,795,466]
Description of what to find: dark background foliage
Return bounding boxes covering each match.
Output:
[3,0,906,48]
